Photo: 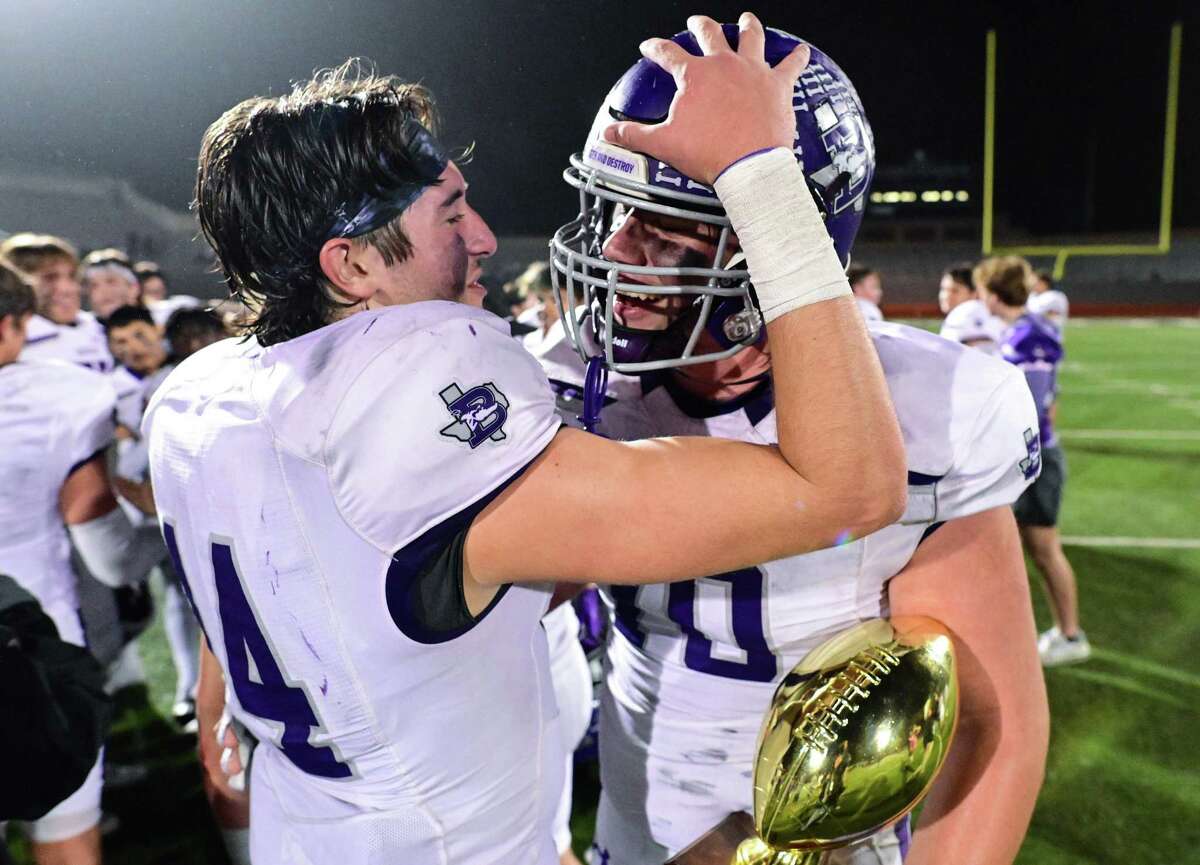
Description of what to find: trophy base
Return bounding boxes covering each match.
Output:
[733,838,826,865]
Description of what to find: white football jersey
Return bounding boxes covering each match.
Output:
[112,363,174,439]
[1026,289,1069,328]
[856,296,883,322]
[20,312,114,373]
[0,359,116,638]
[561,321,1039,859]
[145,302,564,865]
[940,298,1004,355]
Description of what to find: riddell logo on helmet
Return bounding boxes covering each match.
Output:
[612,337,629,348]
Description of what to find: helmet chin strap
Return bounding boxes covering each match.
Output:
[580,355,610,435]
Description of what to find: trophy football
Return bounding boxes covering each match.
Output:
[668,617,959,865]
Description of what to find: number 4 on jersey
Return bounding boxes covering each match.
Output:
[163,526,351,779]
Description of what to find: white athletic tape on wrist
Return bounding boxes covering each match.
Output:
[713,147,851,323]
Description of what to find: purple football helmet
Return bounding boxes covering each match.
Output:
[549,24,875,374]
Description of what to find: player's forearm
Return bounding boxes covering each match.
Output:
[715,149,906,537]
[766,301,906,537]
[906,702,1047,865]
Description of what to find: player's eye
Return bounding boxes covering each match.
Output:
[447,213,465,225]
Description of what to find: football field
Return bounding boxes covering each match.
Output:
[7,321,1198,865]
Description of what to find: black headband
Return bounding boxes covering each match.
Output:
[324,117,449,241]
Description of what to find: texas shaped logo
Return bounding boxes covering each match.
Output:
[439,382,509,449]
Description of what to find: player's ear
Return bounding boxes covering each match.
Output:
[318,237,374,303]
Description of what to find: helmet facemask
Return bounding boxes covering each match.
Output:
[550,156,764,375]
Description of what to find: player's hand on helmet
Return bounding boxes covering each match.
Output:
[602,13,810,185]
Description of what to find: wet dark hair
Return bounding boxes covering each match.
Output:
[0,258,37,321]
[195,59,442,347]
[103,304,156,333]
[942,262,975,291]
[164,307,228,356]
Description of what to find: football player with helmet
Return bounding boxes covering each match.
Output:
[548,22,1049,865]
[155,18,908,864]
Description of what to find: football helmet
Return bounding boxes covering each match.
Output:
[550,24,875,374]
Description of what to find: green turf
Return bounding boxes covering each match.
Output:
[6,321,1198,864]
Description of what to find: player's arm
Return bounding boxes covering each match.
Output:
[196,637,250,806]
[61,454,162,587]
[112,476,157,517]
[466,15,905,587]
[888,507,1049,865]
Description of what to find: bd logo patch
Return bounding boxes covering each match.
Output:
[439,382,509,449]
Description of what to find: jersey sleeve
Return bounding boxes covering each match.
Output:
[65,370,118,471]
[327,315,562,552]
[935,364,1040,521]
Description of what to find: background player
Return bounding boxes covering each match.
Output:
[938,261,1002,354]
[0,260,162,865]
[1025,268,1069,331]
[79,249,141,322]
[975,256,1089,665]
[148,19,906,864]
[847,263,884,321]
[0,233,113,372]
[104,304,202,726]
[547,23,1049,864]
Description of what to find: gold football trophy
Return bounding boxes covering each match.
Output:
[668,617,958,865]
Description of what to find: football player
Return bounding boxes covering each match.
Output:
[80,249,141,322]
[104,304,201,724]
[975,256,1087,666]
[133,260,204,328]
[938,262,1003,354]
[0,232,113,372]
[546,23,1049,865]
[1025,269,1069,331]
[3,237,143,690]
[0,260,163,865]
[847,263,883,321]
[148,18,908,864]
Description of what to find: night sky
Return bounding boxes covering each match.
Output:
[1,0,1195,240]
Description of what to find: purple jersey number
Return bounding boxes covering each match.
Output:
[612,568,777,682]
[162,526,351,779]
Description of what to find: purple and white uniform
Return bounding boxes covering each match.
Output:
[999,313,1063,449]
[569,321,1039,865]
[939,298,1004,356]
[19,311,114,373]
[1025,290,1069,330]
[145,303,565,865]
[0,358,116,841]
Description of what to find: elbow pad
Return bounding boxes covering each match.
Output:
[68,508,164,588]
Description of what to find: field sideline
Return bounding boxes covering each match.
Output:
[5,321,1198,864]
